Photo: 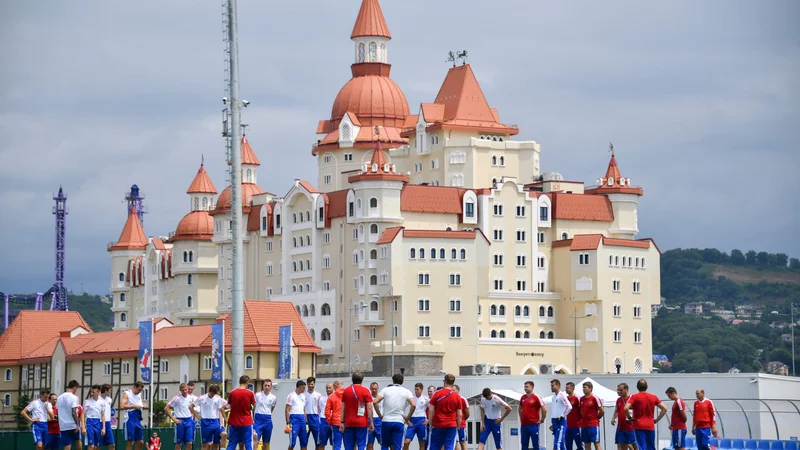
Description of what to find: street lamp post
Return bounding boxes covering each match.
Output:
[771,302,796,377]
[570,308,593,375]
[373,288,396,376]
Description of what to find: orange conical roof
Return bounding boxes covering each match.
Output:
[369,141,388,168]
[351,0,391,39]
[228,136,261,166]
[187,162,217,194]
[604,154,622,182]
[108,207,148,251]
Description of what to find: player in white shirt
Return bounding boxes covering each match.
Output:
[22,389,53,449]
[120,381,146,450]
[254,379,278,450]
[304,377,324,450]
[83,385,108,450]
[374,374,416,450]
[549,380,573,450]
[318,383,334,450]
[478,388,512,450]
[369,382,383,450]
[191,384,228,450]
[403,383,429,450]
[57,380,82,450]
[99,384,116,450]
[166,383,197,450]
[286,380,309,450]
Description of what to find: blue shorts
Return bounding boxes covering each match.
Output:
[458,428,467,443]
[405,417,427,442]
[254,413,274,443]
[615,430,636,445]
[102,421,115,445]
[382,421,405,450]
[228,425,253,450]
[125,420,143,442]
[479,418,502,448]
[290,414,309,449]
[344,427,368,450]
[429,427,456,450]
[85,418,104,446]
[175,418,196,444]
[369,418,382,445]
[520,424,540,450]
[319,418,332,446]
[581,426,599,443]
[201,418,225,444]
[46,434,60,449]
[32,422,49,444]
[635,429,656,450]
[695,427,712,450]
[309,414,321,445]
[565,427,583,450]
[672,429,687,448]
[60,428,81,445]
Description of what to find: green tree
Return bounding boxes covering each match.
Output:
[757,252,770,265]
[731,249,746,265]
[775,253,789,267]
[791,258,800,270]
[153,399,169,427]
[768,348,793,366]
[13,392,31,431]
[746,250,758,265]
[702,248,722,264]
[672,351,710,373]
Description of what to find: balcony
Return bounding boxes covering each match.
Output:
[369,233,379,243]
[538,316,556,325]
[489,315,507,324]
[320,341,335,355]
[514,315,532,324]
[358,261,365,270]
[368,285,378,295]
[368,259,377,269]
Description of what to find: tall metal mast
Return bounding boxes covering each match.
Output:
[222,0,245,381]
[53,186,68,310]
[125,184,148,225]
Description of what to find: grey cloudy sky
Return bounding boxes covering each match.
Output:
[1,0,798,296]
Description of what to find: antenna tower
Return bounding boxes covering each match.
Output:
[53,187,69,310]
[125,184,148,224]
[221,0,245,380]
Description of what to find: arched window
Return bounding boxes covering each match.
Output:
[203,197,208,209]
[410,248,416,258]
[420,248,425,259]
[430,248,437,260]
[245,355,253,369]
[490,305,497,315]
[306,235,311,246]
[3,394,10,406]
[539,331,546,339]
[293,213,297,224]
[634,358,644,374]
[524,331,531,339]
[309,304,315,316]
[322,329,331,341]
[306,259,311,270]
[451,248,457,259]
[523,306,530,317]
[119,272,125,282]
[460,249,466,260]
[547,331,554,339]
[370,249,378,260]
[380,43,386,62]
[515,330,521,339]
[302,305,308,317]
[515,305,521,316]
[492,156,497,165]
[194,198,199,210]
[499,330,506,339]
[187,296,193,308]
[298,284,304,293]
[246,169,252,182]
[296,305,301,315]
[491,330,497,338]
[321,304,331,316]
[120,312,127,322]
[358,43,365,62]
[183,251,188,263]
[539,306,546,317]
[187,274,193,285]
[561,232,569,240]
[499,156,505,166]
[189,251,193,262]
[305,283,310,292]
[120,293,126,303]
[369,42,377,62]
[292,261,297,272]
[299,261,304,271]
[370,275,378,286]
[293,237,297,248]
[499,305,506,316]
[370,224,379,234]
[547,306,554,317]
[369,198,378,208]
[370,301,379,312]
[439,248,445,259]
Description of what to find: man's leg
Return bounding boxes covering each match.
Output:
[491,422,502,450]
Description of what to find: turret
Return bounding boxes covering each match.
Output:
[586,145,644,238]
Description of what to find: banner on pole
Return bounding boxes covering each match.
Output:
[278,325,292,379]
[138,321,153,383]
[211,322,224,382]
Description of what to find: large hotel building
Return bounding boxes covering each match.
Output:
[107,0,660,377]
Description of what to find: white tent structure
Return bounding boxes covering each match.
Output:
[542,377,619,407]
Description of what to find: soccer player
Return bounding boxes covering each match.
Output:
[611,383,635,450]
[426,385,436,447]
[167,383,197,450]
[255,379,278,450]
[83,385,107,450]
[368,382,382,450]
[548,379,572,450]
[340,372,374,450]
[623,379,667,450]
[287,380,309,450]
[22,389,52,450]
[100,384,116,450]
[305,378,323,450]
[403,383,429,450]
[121,381,146,450]
[453,385,470,450]
[428,374,463,450]
[579,382,604,450]
[565,383,583,450]
[192,384,228,450]
[318,383,334,450]
[47,393,60,450]
[222,375,256,450]
[478,388,512,450]
[665,387,687,450]
[374,374,415,450]
[325,380,345,450]
[692,389,717,450]
[519,381,546,450]
[57,380,82,450]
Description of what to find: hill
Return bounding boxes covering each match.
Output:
[5,293,113,332]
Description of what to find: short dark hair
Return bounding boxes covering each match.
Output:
[392,374,404,385]
[524,381,534,388]
[482,388,492,398]
[67,380,79,389]
[40,389,51,396]
[296,380,307,388]
[415,383,424,389]
[551,379,561,387]
[352,371,364,384]
[636,379,648,392]
[187,381,195,387]
[618,383,629,391]
[583,381,593,390]
[133,381,144,389]
[239,375,250,385]
[307,377,316,384]
[263,379,273,384]
[101,384,112,394]
[209,385,220,394]
[665,387,677,395]
[370,382,379,388]
[444,373,456,386]
[49,394,57,400]
[91,384,102,392]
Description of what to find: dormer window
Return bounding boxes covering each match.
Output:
[608,177,614,185]
[372,163,378,172]
[342,124,352,141]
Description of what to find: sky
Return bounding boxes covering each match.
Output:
[1,0,798,296]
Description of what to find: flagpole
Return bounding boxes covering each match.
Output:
[290,323,294,379]
[222,320,226,396]
[149,318,154,429]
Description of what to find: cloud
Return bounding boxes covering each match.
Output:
[1,0,798,295]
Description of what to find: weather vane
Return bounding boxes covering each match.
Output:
[609,142,615,156]
[241,123,249,135]
[446,50,469,67]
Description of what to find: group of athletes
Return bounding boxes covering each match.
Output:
[21,373,717,450]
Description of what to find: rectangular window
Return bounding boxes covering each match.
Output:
[516,255,527,267]
[539,206,549,221]
[516,230,526,242]
[418,273,430,285]
[537,257,545,269]
[537,232,545,244]
[493,204,503,216]
[579,254,591,265]
[324,174,332,185]
[516,205,526,217]
[449,299,461,312]
[418,325,430,338]
[160,388,168,400]
[262,217,267,231]
[353,329,360,340]
[493,229,504,241]
[537,282,545,292]
[493,254,504,266]
[103,362,111,376]
[450,326,462,338]
[449,273,461,286]
[517,280,527,291]
[323,231,331,243]
[493,279,504,290]
[348,202,354,217]
[465,202,474,218]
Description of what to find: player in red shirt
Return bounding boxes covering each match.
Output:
[565,382,583,450]
[579,382,604,450]
[623,380,667,450]
[692,389,717,450]
[47,393,60,450]
[340,371,374,450]
[611,383,635,450]
[519,381,546,450]
[428,374,463,450]
[452,385,470,450]
[222,375,257,450]
[665,387,687,450]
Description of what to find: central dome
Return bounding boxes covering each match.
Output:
[331,63,409,129]
[172,211,214,241]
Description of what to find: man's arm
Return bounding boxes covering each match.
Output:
[498,401,512,423]
[479,406,486,431]
[597,404,605,420]
[611,406,618,426]
[190,401,201,421]
[21,403,35,422]
[120,393,129,410]
[710,402,718,436]
[47,402,55,421]
[340,399,346,431]
[654,403,667,424]
[285,403,292,424]
[71,406,79,430]
[562,393,573,415]
[374,394,384,419]
[405,397,416,423]
[679,403,687,423]
[540,401,547,423]
[367,400,374,430]
[166,401,181,424]
[81,403,87,432]
[456,407,463,430]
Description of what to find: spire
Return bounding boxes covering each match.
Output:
[240,135,260,166]
[108,207,148,251]
[602,142,622,185]
[434,64,495,123]
[351,0,391,39]
[187,160,218,194]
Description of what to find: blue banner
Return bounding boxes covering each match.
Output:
[278,325,292,379]
[138,321,153,383]
[211,322,224,382]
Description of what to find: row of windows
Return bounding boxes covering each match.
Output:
[613,329,644,344]
[417,298,465,312]
[491,155,506,166]
[488,329,555,339]
[181,251,194,263]
[348,198,380,218]
[292,211,312,224]
[292,235,312,247]
[353,274,387,289]
[491,279,546,292]
[356,41,386,64]
[612,304,644,318]
[293,303,332,318]
[612,279,644,293]
[291,259,312,272]
[487,304,555,317]
[410,247,467,260]
[609,255,647,269]
[415,325,462,338]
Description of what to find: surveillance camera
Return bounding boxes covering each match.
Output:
[242,100,250,107]
[222,97,228,104]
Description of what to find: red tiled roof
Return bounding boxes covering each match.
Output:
[0,311,91,364]
[151,237,166,251]
[246,207,261,232]
[587,153,644,196]
[404,229,476,240]
[212,183,266,213]
[551,192,614,222]
[298,180,319,194]
[187,162,217,194]
[108,207,148,251]
[570,234,603,251]
[326,190,350,219]
[207,301,319,352]
[400,185,466,214]
[420,103,445,123]
[552,235,656,252]
[316,120,331,134]
[350,0,391,39]
[376,227,403,244]
[240,136,261,166]
[173,211,214,241]
[604,237,651,249]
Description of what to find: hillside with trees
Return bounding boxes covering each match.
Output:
[6,292,113,331]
